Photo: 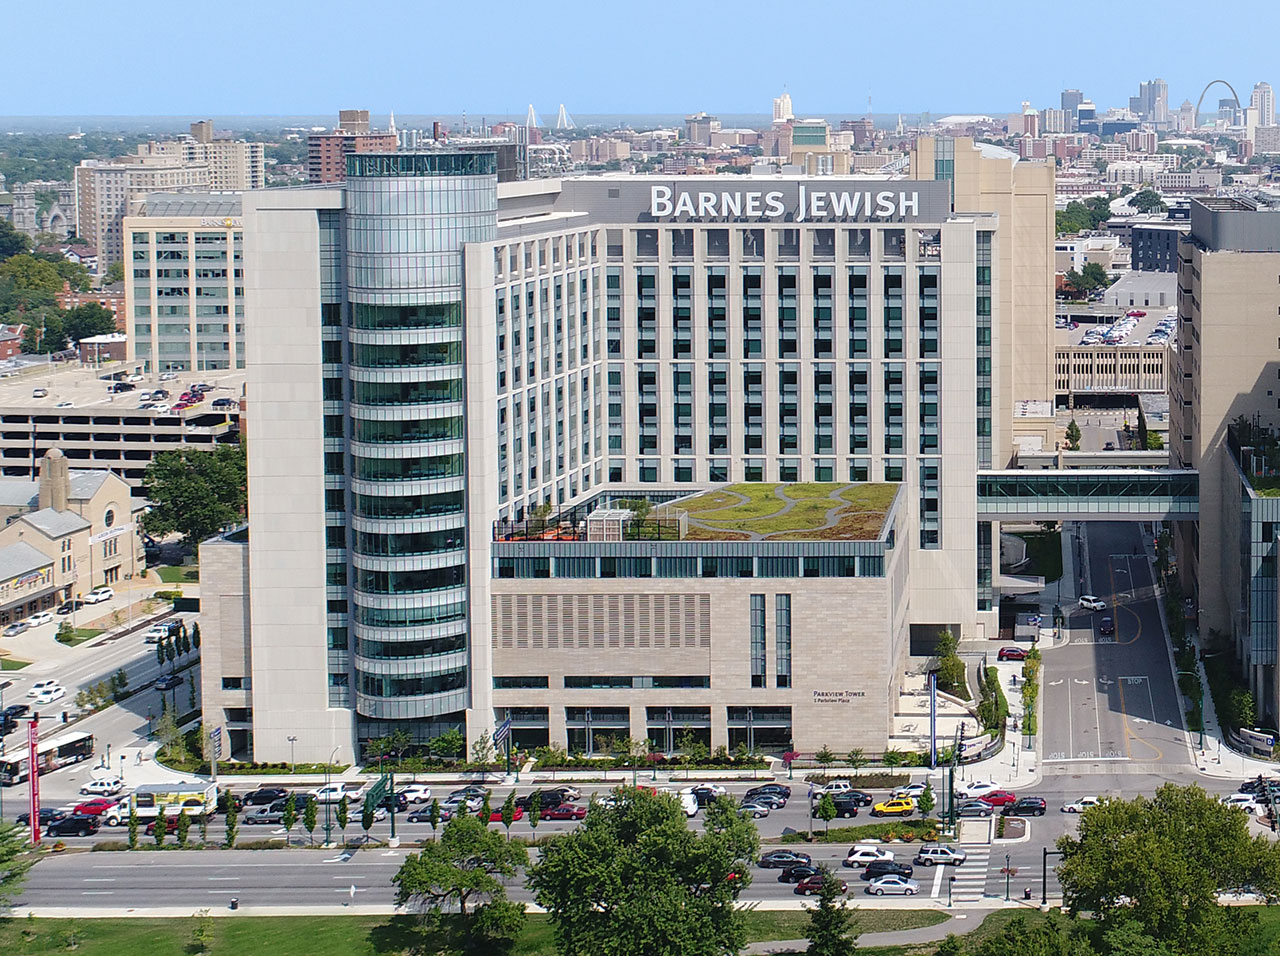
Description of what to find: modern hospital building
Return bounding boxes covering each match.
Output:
[197,139,1074,764]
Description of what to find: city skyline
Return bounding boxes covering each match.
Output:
[6,0,1275,118]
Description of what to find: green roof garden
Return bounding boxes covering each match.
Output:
[672,482,898,541]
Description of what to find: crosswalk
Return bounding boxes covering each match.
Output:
[947,845,990,902]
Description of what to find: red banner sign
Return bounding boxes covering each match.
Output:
[28,717,40,845]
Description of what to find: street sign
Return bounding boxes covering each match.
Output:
[362,772,391,815]
[211,727,223,760]
[27,717,40,845]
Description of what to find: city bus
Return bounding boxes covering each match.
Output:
[0,731,95,785]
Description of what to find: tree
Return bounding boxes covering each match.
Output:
[127,806,139,849]
[0,822,33,904]
[175,809,191,846]
[114,667,129,699]
[816,793,838,835]
[19,307,66,353]
[806,864,859,956]
[281,796,298,847]
[156,639,165,668]
[155,709,187,764]
[500,790,517,838]
[966,912,1095,956]
[153,807,168,846]
[361,798,375,844]
[935,630,968,699]
[0,220,31,261]
[432,727,464,759]
[336,796,349,845]
[1080,262,1110,290]
[164,637,177,666]
[1065,419,1082,451]
[141,445,248,547]
[223,792,238,848]
[0,254,63,295]
[476,792,493,828]
[104,261,125,285]
[191,909,215,955]
[191,622,201,650]
[304,795,319,844]
[1129,189,1167,214]
[917,782,936,818]
[392,813,529,955]
[470,729,495,766]
[1057,783,1280,952]
[674,728,709,777]
[1146,432,1165,450]
[845,748,866,774]
[529,788,759,956]
[814,746,836,773]
[528,791,542,839]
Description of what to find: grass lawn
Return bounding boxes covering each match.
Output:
[681,483,895,539]
[156,565,199,584]
[54,627,104,646]
[1015,531,1063,583]
[0,909,951,956]
[0,656,30,669]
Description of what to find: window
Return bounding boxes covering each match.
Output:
[775,595,792,688]
[750,594,766,688]
[494,676,550,689]
[221,677,244,690]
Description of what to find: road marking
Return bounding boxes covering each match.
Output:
[81,891,114,896]
[1049,679,1063,686]
[207,877,240,881]
[931,863,944,897]
[1073,679,1089,685]
[1067,679,1073,760]
[82,878,115,883]
[1042,756,1130,763]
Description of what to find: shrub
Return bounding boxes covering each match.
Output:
[780,822,955,844]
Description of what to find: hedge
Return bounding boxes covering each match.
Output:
[779,821,952,844]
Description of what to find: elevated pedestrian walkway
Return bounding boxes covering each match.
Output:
[977,469,1198,521]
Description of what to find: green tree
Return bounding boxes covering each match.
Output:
[153,807,168,846]
[1065,419,1082,451]
[816,793,838,835]
[806,864,859,956]
[154,709,187,764]
[527,791,542,840]
[175,809,190,846]
[845,748,866,774]
[303,795,319,844]
[223,792,238,848]
[432,727,464,759]
[281,796,298,846]
[141,445,247,547]
[156,639,165,668]
[1146,432,1165,450]
[1129,189,1167,214]
[336,796,349,845]
[361,799,375,844]
[1057,783,1279,952]
[191,622,201,650]
[917,782,936,818]
[470,729,495,766]
[967,912,1094,956]
[104,261,125,285]
[476,792,493,828]
[0,822,33,904]
[935,630,968,698]
[191,909,215,955]
[19,307,66,353]
[427,798,442,842]
[500,790,517,838]
[814,746,836,772]
[392,813,529,955]
[127,805,139,849]
[674,728,709,777]
[528,788,759,956]
[0,220,31,261]
[0,254,63,295]
[1081,262,1110,290]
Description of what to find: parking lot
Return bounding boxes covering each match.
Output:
[1056,307,1177,348]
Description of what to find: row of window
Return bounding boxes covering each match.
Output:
[493,554,884,579]
[493,675,711,690]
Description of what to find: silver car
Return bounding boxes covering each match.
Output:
[866,875,921,896]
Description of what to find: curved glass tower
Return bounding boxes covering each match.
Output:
[344,152,497,738]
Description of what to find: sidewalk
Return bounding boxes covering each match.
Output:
[742,906,1001,954]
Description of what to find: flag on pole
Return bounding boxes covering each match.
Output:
[493,718,513,746]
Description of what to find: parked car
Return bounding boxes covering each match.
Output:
[870,798,915,817]
[80,777,125,796]
[843,845,895,868]
[541,803,588,821]
[243,787,288,806]
[155,674,184,691]
[795,873,847,896]
[2,621,29,637]
[997,646,1029,662]
[398,784,433,804]
[26,611,54,627]
[1003,797,1048,817]
[28,679,62,699]
[84,587,114,604]
[743,792,787,809]
[47,814,100,837]
[56,600,85,615]
[109,382,135,393]
[1221,793,1261,813]
[515,787,577,811]
[159,371,178,381]
[145,815,182,836]
[758,849,812,870]
[812,797,861,819]
[739,801,771,819]
[1061,797,1102,813]
[866,875,921,896]
[778,864,821,884]
[956,800,996,818]
[860,860,915,881]
[957,780,1001,799]
[914,845,968,866]
[16,807,66,828]
[892,782,929,800]
[406,806,450,824]
[486,807,523,823]
[1079,595,1106,611]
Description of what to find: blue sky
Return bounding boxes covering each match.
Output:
[6,0,1274,118]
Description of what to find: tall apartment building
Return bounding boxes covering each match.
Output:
[307,111,398,184]
[199,144,1057,764]
[138,122,265,191]
[123,194,244,372]
[1252,82,1275,127]
[773,92,794,124]
[74,157,211,265]
[1172,199,1280,722]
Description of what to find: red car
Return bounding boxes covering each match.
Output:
[1126,310,1147,317]
[72,798,119,817]
[488,807,524,822]
[541,803,587,821]
[145,815,182,835]
[795,874,847,896]
[978,790,1018,806]
[997,646,1029,662]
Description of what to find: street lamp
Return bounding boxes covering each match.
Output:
[288,736,298,772]
[1175,670,1206,751]
[947,874,956,908]
[1005,853,1012,901]
[1042,848,1065,906]
[322,745,341,845]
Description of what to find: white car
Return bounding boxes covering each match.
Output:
[151,404,172,414]
[1222,793,1261,813]
[28,679,62,698]
[26,611,54,627]
[815,781,854,795]
[843,845,895,868]
[442,795,484,813]
[680,783,727,797]
[81,776,125,796]
[308,784,348,804]
[35,685,66,705]
[398,783,433,804]
[159,372,178,381]
[892,782,929,800]
[958,780,1001,799]
[84,587,114,604]
[1079,595,1107,611]
[1061,796,1102,813]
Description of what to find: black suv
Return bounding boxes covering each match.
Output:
[379,791,408,813]
[515,787,576,811]
[243,787,288,806]
[778,864,821,884]
[745,784,792,801]
[861,860,914,881]
[1002,796,1047,816]
[47,814,100,837]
